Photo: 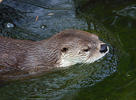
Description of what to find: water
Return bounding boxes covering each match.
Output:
[0,0,136,100]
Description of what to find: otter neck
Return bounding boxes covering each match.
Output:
[35,39,61,67]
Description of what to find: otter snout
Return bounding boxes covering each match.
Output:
[100,44,108,53]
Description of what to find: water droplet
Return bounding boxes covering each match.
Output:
[40,25,47,30]
[48,13,54,16]
[6,23,14,28]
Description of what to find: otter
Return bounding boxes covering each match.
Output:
[0,29,109,80]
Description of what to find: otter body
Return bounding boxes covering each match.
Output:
[0,29,109,80]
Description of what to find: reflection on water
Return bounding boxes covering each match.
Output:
[0,0,135,100]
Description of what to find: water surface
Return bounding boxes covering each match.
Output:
[0,0,135,100]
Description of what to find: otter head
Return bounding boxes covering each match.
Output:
[54,30,109,67]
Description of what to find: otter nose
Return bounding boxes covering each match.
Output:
[100,44,108,53]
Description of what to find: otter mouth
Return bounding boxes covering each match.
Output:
[86,44,109,64]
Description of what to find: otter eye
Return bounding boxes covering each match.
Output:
[61,47,68,52]
[83,47,90,52]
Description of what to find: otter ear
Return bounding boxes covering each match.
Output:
[61,47,69,53]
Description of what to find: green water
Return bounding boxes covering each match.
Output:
[0,0,136,100]
[72,0,136,100]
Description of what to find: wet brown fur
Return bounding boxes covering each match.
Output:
[0,29,98,80]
